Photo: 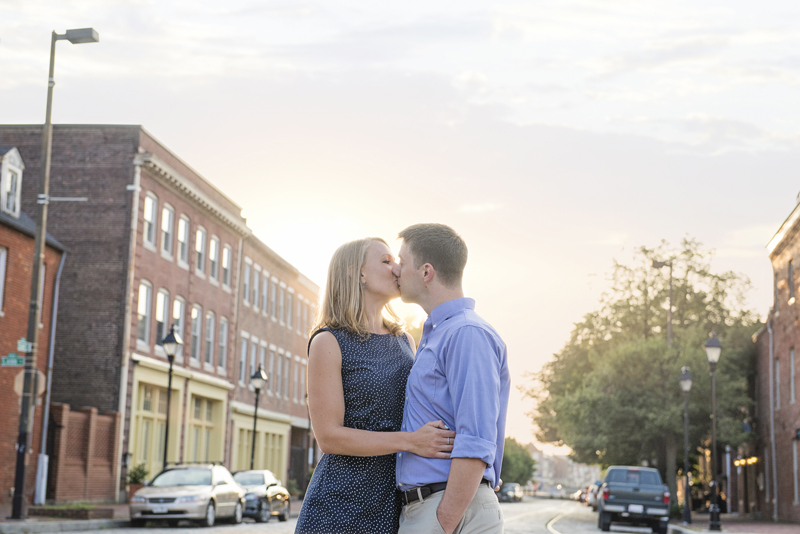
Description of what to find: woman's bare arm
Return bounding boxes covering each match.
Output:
[307,331,453,457]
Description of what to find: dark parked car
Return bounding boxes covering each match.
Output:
[233,469,290,523]
[597,466,670,534]
[496,482,523,502]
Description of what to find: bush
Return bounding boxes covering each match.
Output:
[128,463,149,485]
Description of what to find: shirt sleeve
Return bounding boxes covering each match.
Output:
[444,325,501,466]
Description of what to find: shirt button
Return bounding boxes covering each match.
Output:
[433,324,437,328]
[398,453,402,457]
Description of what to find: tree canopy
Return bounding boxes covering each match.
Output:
[501,438,537,485]
[525,238,759,497]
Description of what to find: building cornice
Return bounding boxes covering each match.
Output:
[132,352,235,390]
[134,152,251,237]
[767,202,800,255]
[230,400,293,424]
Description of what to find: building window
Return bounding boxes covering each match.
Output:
[143,194,157,247]
[209,237,220,281]
[293,358,299,403]
[279,287,285,323]
[239,337,247,384]
[287,294,293,329]
[253,270,260,311]
[284,354,290,399]
[259,346,266,377]
[243,263,251,304]
[155,289,170,346]
[268,350,275,394]
[189,396,216,463]
[172,297,185,358]
[137,281,152,345]
[304,303,309,336]
[161,205,174,255]
[791,348,796,405]
[0,148,23,218]
[0,246,7,313]
[191,305,202,361]
[300,360,306,405]
[195,228,207,274]
[261,275,269,315]
[790,260,795,301]
[218,318,228,371]
[276,351,283,396]
[297,300,302,334]
[270,283,277,319]
[250,342,258,385]
[222,245,232,287]
[776,359,781,410]
[134,383,168,481]
[178,216,190,265]
[205,311,215,366]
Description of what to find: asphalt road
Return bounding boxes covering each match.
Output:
[104,498,653,534]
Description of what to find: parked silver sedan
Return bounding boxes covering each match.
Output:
[130,464,245,527]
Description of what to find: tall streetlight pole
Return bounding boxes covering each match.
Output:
[652,259,673,347]
[250,365,267,470]
[11,28,99,520]
[704,332,723,531]
[161,326,182,472]
[679,366,693,525]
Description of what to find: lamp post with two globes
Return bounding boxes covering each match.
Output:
[704,332,723,531]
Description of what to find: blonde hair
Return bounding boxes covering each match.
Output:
[312,237,404,339]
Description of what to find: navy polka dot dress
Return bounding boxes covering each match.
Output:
[295,327,414,534]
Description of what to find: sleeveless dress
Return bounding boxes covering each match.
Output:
[295,328,415,534]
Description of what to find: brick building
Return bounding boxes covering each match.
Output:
[747,201,800,523]
[0,125,318,503]
[0,146,66,505]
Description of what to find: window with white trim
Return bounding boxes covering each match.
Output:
[279,287,285,323]
[222,245,232,287]
[178,216,190,265]
[209,237,220,281]
[243,263,251,304]
[253,270,260,311]
[259,345,266,376]
[293,358,299,403]
[287,293,293,329]
[297,300,302,334]
[155,289,170,346]
[205,311,215,366]
[284,353,291,398]
[0,246,7,313]
[300,360,306,405]
[137,281,153,344]
[276,351,283,396]
[1,149,24,218]
[191,305,202,361]
[143,194,157,247]
[250,341,258,385]
[268,350,275,394]
[218,317,228,370]
[172,296,185,358]
[239,337,248,384]
[161,205,174,256]
[270,283,277,319]
[261,275,268,315]
[195,228,207,274]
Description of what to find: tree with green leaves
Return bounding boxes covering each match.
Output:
[501,438,537,485]
[525,238,759,504]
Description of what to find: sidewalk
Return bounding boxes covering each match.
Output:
[669,512,797,534]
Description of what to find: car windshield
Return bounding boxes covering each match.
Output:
[233,473,264,486]
[152,468,212,487]
[607,469,660,486]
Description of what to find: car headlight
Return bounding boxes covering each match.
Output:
[131,496,146,503]
[176,495,205,503]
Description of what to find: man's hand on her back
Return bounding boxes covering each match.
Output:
[407,420,456,459]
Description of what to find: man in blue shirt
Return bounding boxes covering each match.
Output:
[393,223,510,534]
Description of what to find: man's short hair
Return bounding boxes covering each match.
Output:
[398,223,468,287]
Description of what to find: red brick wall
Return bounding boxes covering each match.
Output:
[0,222,63,505]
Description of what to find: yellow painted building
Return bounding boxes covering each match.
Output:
[230,401,291,482]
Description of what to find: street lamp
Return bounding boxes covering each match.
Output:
[250,365,268,470]
[704,332,722,531]
[679,366,693,525]
[11,27,99,521]
[161,325,182,472]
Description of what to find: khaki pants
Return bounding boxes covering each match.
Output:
[398,484,503,534]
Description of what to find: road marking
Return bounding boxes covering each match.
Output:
[546,512,568,534]
[504,508,555,523]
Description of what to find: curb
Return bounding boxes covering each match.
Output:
[669,522,761,534]
[0,519,130,534]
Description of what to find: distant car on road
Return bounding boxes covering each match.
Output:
[129,464,245,527]
[496,482,523,502]
[597,466,670,534]
[587,480,602,511]
[233,469,290,523]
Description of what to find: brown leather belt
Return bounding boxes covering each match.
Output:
[401,479,492,506]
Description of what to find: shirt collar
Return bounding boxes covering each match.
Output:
[426,297,475,327]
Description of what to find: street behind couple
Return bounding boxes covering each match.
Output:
[295,223,511,534]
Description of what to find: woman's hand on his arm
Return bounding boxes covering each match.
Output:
[406,420,455,459]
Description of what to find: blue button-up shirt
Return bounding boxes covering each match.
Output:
[396,298,510,491]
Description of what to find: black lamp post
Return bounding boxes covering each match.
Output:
[250,365,267,470]
[704,332,722,531]
[679,366,693,525]
[161,325,182,472]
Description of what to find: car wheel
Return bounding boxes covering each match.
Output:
[255,500,270,523]
[278,499,289,522]
[199,501,215,527]
[229,501,243,524]
[131,519,145,528]
[599,512,611,532]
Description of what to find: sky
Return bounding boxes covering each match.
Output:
[3,0,799,455]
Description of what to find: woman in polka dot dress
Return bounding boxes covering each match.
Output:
[295,238,455,534]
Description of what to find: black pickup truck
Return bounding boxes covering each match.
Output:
[597,466,670,534]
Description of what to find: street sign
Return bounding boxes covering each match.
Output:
[13,370,46,397]
[2,354,25,367]
[16,338,33,353]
